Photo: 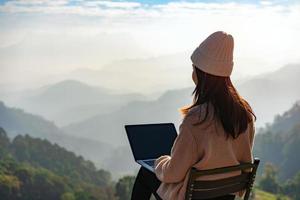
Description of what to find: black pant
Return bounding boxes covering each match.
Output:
[131,166,236,200]
[131,167,162,200]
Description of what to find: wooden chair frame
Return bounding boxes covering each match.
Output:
[185,158,260,200]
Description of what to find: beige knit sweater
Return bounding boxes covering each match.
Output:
[154,102,255,200]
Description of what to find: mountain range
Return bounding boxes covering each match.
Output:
[62,64,300,145]
[1,80,148,126]
[236,63,300,129]
[1,63,300,177]
[254,100,300,181]
[0,101,113,170]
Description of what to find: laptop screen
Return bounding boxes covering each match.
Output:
[125,123,178,161]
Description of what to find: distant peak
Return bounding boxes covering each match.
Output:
[42,79,97,92]
[53,79,88,86]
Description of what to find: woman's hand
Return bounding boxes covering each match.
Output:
[154,155,170,168]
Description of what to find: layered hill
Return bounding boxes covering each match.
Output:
[2,80,147,126]
[0,101,113,169]
[63,64,300,146]
[0,127,114,200]
[254,101,300,181]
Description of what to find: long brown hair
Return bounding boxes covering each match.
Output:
[180,66,256,139]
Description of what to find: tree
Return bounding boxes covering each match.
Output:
[0,174,21,200]
[259,163,280,193]
[291,172,300,200]
[0,127,10,159]
[74,190,94,200]
[283,171,300,200]
[115,175,135,200]
[61,192,76,200]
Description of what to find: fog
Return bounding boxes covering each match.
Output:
[1,0,300,178]
[1,0,300,91]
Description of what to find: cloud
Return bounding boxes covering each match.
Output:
[82,1,142,9]
[0,0,299,90]
[0,0,143,15]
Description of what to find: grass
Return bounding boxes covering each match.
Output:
[253,188,290,200]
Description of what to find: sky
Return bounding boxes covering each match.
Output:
[0,0,300,91]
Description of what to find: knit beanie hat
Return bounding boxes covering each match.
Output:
[190,31,234,77]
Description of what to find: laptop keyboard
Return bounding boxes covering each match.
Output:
[144,159,156,167]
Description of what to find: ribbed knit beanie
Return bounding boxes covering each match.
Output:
[190,31,234,77]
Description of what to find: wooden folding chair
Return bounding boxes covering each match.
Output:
[185,158,260,200]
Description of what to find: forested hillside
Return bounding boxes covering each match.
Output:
[0,127,116,200]
[0,101,113,169]
[253,101,300,199]
[254,101,300,180]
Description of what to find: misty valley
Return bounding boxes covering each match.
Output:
[1,64,300,200]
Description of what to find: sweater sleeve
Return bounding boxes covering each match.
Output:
[154,121,198,183]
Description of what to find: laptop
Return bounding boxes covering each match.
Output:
[125,123,178,172]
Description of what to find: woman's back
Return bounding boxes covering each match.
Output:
[187,102,254,179]
[154,102,255,200]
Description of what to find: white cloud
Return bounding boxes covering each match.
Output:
[82,1,142,9]
[0,0,143,15]
[0,0,299,90]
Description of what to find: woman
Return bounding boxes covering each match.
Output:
[131,31,256,200]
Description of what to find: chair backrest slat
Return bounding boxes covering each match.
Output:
[191,182,248,199]
[185,158,260,200]
[193,173,250,189]
[192,163,255,177]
